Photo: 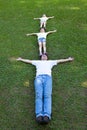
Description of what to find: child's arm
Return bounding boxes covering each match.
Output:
[34,17,40,20]
[47,30,57,35]
[48,16,54,19]
[26,33,37,36]
[16,57,32,64]
[57,57,74,64]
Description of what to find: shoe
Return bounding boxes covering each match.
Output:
[36,116,43,124]
[43,52,48,56]
[43,116,50,124]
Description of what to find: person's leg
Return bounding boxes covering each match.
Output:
[40,21,43,28]
[34,76,43,118]
[43,75,52,119]
[42,39,46,54]
[44,22,46,28]
[43,42,46,54]
[38,42,42,56]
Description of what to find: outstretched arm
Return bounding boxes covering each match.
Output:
[47,30,57,35]
[26,33,37,36]
[16,57,32,64]
[34,17,40,20]
[57,57,74,64]
[48,16,54,19]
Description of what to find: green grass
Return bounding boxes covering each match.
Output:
[0,0,87,130]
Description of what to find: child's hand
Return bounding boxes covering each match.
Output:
[54,30,57,32]
[68,57,74,61]
[16,57,22,61]
[26,34,29,36]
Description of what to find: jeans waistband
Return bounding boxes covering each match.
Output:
[37,74,51,78]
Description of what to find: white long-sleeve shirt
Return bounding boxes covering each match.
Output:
[36,32,48,40]
[40,17,48,23]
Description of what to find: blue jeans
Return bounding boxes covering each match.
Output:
[34,74,52,119]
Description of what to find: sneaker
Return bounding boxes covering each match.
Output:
[43,52,48,56]
[36,116,43,124]
[43,116,50,124]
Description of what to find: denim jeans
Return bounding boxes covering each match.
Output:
[34,74,52,119]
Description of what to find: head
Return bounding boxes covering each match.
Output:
[40,28,45,32]
[41,54,48,60]
[42,14,46,17]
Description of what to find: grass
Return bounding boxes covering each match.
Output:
[0,0,87,130]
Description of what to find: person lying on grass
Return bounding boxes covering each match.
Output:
[34,14,54,28]
[16,54,74,125]
[26,28,57,57]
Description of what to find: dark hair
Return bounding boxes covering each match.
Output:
[40,27,46,32]
[40,53,48,59]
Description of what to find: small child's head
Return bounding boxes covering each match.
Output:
[42,14,46,17]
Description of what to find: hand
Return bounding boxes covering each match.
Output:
[68,57,74,61]
[16,57,22,61]
[54,30,57,32]
[26,34,29,36]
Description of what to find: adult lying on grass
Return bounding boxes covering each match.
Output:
[16,54,74,124]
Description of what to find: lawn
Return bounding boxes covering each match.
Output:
[0,0,87,130]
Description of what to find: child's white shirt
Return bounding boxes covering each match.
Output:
[40,17,48,23]
[36,32,48,39]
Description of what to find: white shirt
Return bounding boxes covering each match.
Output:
[32,60,58,76]
[40,17,48,23]
[36,32,48,39]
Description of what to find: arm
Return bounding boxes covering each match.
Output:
[26,33,37,36]
[57,57,74,64]
[16,57,32,64]
[34,17,40,20]
[47,30,57,35]
[48,16,54,19]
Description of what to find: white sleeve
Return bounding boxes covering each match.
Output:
[32,61,38,66]
[45,32,48,36]
[36,33,39,37]
[46,17,49,20]
[50,60,58,66]
[53,60,58,65]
